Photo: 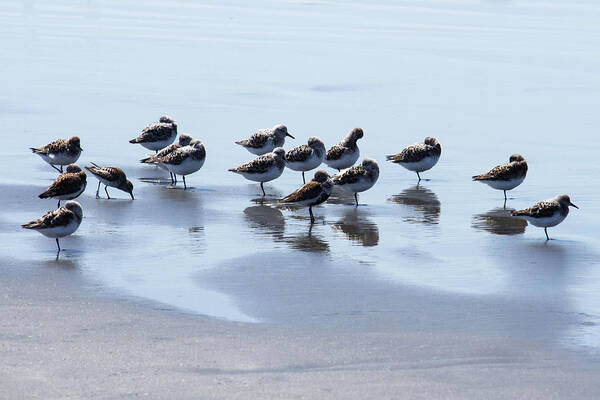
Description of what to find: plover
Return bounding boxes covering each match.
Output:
[511,194,578,240]
[38,164,87,207]
[158,139,206,189]
[386,137,441,181]
[229,147,286,196]
[129,115,178,152]
[85,163,134,199]
[333,158,380,206]
[30,136,82,173]
[324,127,363,171]
[473,154,528,201]
[236,124,294,155]
[284,136,326,183]
[22,200,83,255]
[140,133,193,183]
[280,170,333,224]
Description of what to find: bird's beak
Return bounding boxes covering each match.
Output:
[570,202,578,209]
[79,147,83,151]
[286,133,295,139]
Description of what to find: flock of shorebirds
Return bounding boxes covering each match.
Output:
[22,115,578,256]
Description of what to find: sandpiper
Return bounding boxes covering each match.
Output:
[324,128,363,171]
[511,194,578,240]
[129,115,178,152]
[386,137,441,181]
[236,124,294,155]
[229,147,286,196]
[158,139,206,189]
[38,164,87,207]
[285,136,326,183]
[31,136,82,173]
[473,154,528,201]
[140,133,193,183]
[333,158,380,206]
[22,200,83,255]
[85,163,134,199]
[280,170,334,224]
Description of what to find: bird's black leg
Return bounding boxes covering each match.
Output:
[51,164,62,173]
[57,200,61,208]
[183,176,187,190]
[105,185,111,199]
[260,182,266,196]
[503,197,507,210]
[545,227,550,241]
[60,165,63,173]
[417,171,421,182]
[56,238,61,253]
[504,190,507,200]
[354,193,359,207]
[174,174,177,183]
[96,181,101,199]
[309,206,314,224]
[170,173,174,184]
[302,171,306,184]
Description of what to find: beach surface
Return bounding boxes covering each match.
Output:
[2,0,600,397]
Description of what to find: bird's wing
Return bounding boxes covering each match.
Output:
[230,154,274,173]
[326,144,347,161]
[285,145,312,162]
[333,165,365,185]
[131,123,173,143]
[513,201,558,218]
[39,173,84,198]
[281,181,322,203]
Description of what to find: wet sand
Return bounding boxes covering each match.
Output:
[3,0,600,397]
[3,255,600,399]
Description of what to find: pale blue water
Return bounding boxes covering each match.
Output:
[1,0,600,355]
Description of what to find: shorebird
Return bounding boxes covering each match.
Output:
[236,124,294,155]
[38,164,87,207]
[129,115,178,152]
[511,194,578,240]
[324,128,363,171]
[158,139,206,189]
[30,136,82,173]
[333,158,380,206]
[284,136,326,183]
[386,137,441,181]
[140,133,193,183]
[280,170,334,224]
[22,200,83,255]
[229,147,286,196]
[473,154,528,201]
[85,163,134,199]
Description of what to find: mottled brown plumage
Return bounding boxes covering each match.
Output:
[473,154,528,182]
[85,163,134,199]
[38,164,87,207]
[280,171,334,224]
[30,136,83,172]
[386,137,441,164]
[140,134,193,164]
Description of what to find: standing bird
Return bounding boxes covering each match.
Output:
[285,136,326,184]
[22,200,83,255]
[280,170,334,224]
[140,133,193,183]
[30,136,82,173]
[129,115,178,152]
[229,148,286,196]
[324,128,363,171]
[386,137,442,181]
[511,194,578,240]
[235,124,294,155]
[85,163,134,199]
[472,154,528,201]
[158,139,206,190]
[38,164,87,207]
[333,158,380,206]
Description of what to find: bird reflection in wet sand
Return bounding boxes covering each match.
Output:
[472,207,527,235]
[244,203,285,240]
[388,185,440,225]
[244,204,329,253]
[331,208,379,247]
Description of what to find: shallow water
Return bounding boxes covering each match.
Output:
[1,0,600,355]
